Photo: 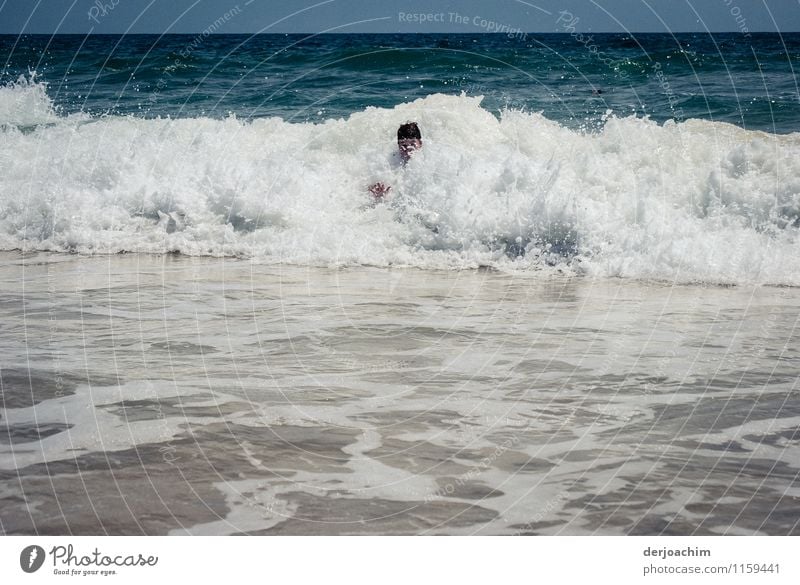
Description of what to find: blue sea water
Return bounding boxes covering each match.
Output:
[2,33,799,130]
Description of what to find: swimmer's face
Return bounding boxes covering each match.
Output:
[399,138,422,163]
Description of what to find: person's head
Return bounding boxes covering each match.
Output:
[397,122,422,163]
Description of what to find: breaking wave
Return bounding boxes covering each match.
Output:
[2,80,800,285]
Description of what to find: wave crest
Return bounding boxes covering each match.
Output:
[1,91,799,285]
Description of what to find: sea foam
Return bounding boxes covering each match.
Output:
[0,74,64,128]
[1,80,799,285]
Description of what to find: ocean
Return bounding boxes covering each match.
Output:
[0,33,799,535]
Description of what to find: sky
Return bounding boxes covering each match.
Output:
[0,0,799,34]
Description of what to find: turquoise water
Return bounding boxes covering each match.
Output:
[2,33,799,131]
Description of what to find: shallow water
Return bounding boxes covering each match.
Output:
[0,252,799,535]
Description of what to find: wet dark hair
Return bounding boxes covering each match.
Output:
[397,122,421,141]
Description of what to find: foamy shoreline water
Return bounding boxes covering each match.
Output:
[1,252,798,535]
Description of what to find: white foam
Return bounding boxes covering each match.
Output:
[0,74,62,127]
[2,86,800,285]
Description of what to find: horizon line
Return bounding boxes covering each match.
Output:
[1,30,797,35]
